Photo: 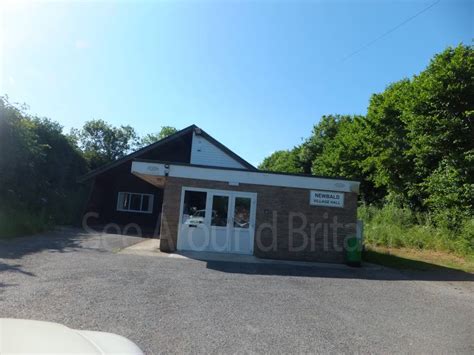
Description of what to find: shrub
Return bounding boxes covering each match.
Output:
[0,96,89,239]
[359,204,473,256]
[0,209,52,239]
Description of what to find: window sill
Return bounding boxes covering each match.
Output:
[116,209,153,214]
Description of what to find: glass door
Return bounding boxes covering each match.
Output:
[178,187,257,254]
[178,189,209,251]
[208,193,231,252]
[229,194,256,254]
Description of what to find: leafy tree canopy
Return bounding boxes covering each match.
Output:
[0,96,88,228]
[70,119,139,169]
[258,148,304,174]
[259,44,473,229]
[139,126,178,147]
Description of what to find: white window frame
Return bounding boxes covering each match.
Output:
[116,192,154,214]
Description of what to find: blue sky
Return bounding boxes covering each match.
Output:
[1,0,472,166]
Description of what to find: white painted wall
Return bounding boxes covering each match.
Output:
[190,132,247,169]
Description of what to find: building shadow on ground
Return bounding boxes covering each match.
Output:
[204,253,474,282]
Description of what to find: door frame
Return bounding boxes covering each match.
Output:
[177,186,257,254]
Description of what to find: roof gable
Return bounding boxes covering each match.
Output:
[191,131,247,169]
[78,125,255,181]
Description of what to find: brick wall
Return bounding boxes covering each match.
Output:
[159,176,358,263]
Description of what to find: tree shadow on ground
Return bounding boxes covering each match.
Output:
[204,252,474,282]
[0,230,84,260]
[0,282,18,298]
[0,227,146,260]
[0,228,146,290]
[0,262,35,277]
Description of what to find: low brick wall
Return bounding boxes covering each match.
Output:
[159,176,358,263]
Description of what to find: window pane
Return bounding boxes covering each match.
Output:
[130,194,141,210]
[211,195,228,227]
[122,193,130,209]
[182,191,207,225]
[141,195,150,212]
[234,197,251,228]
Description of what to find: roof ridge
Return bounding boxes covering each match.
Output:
[78,124,195,182]
[78,124,256,182]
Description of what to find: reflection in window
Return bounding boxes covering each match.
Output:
[211,195,229,227]
[182,190,207,225]
[130,194,141,210]
[234,197,251,228]
[117,192,153,213]
[141,195,150,211]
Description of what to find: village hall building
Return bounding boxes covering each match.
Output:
[80,125,360,263]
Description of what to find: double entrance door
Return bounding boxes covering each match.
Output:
[177,187,257,255]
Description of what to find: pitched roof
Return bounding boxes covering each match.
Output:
[78,124,256,182]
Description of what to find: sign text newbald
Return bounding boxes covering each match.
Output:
[309,190,344,208]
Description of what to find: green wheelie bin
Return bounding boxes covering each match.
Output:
[345,235,362,267]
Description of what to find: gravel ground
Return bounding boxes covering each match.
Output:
[1,229,473,354]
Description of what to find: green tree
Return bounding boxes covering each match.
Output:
[0,97,43,210]
[299,115,347,173]
[362,44,473,218]
[407,44,474,217]
[0,96,88,236]
[258,148,304,173]
[310,115,384,203]
[423,161,473,229]
[71,119,139,169]
[407,45,474,229]
[139,126,178,147]
[408,45,473,177]
[258,44,473,223]
[362,80,416,206]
